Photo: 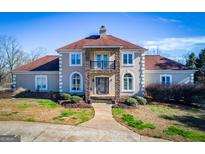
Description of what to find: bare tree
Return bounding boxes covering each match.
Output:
[0,35,24,83]
[26,47,46,63]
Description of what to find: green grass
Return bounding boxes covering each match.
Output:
[112,108,125,116]
[149,104,178,115]
[0,111,18,116]
[121,114,156,130]
[164,126,205,141]
[17,104,32,109]
[25,117,35,122]
[53,109,94,124]
[38,99,59,108]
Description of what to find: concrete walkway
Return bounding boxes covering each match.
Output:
[0,103,167,142]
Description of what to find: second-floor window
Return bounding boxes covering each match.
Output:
[69,52,82,66]
[122,52,134,65]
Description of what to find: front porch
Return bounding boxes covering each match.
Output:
[84,48,121,103]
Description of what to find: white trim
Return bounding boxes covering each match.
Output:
[93,75,110,95]
[160,74,172,85]
[35,75,48,91]
[69,71,83,93]
[83,45,122,48]
[145,70,196,74]
[13,71,59,74]
[69,52,82,66]
[121,51,135,66]
[122,71,135,93]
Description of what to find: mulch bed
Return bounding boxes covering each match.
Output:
[112,103,137,109]
[58,100,92,108]
[0,90,13,98]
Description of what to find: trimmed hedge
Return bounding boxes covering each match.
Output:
[70,96,81,103]
[145,84,205,104]
[62,93,71,100]
[135,96,148,105]
[125,97,138,106]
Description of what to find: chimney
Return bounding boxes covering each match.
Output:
[99,25,106,37]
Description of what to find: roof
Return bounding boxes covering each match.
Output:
[14,55,59,71]
[145,55,189,70]
[14,55,191,72]
[57,35,146,52]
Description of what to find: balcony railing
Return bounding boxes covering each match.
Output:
[90,60,116,70]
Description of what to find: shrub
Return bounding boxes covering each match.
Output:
[124,97,138,106]
[62,93,71,100]
[145,83,205,105]
[135,96,148,105]
[71,96,81,103]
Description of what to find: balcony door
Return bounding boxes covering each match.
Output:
[95,53,109,69]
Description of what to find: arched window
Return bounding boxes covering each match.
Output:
[70,72,82,92]
[123,73,133,91]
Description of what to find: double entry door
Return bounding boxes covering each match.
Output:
[95,77,109,94]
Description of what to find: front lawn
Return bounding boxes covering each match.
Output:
[0,98,94,125]
[112,102,205,141]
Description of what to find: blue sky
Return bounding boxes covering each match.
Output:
[0,12,205,62]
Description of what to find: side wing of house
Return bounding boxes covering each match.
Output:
[144,55,195,87]
[12,56,59,92]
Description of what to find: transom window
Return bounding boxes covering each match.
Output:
[122,52,134,65]
[123,73,133,91]
[70,72,82,92]
[160,75,172,86]
[35,75,47,91]
[69,52,82,66]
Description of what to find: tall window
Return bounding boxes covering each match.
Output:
[123,73,133,91]
[70,73,82,92]
[122,52,133,65]
[160,75,172,86]
[35,75,47,91]
[69,52,82,66]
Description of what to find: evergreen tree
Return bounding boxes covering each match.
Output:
[186,52,196,68]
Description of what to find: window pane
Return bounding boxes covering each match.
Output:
[123,54,127,64]
[129,78,133,90]
[124,78,127,90]
[71,54,75,64]
[128,54,133,64]
[166,77,170,85]
[124,73,132,78]
[76,54,80,64]
[161,76,166,85]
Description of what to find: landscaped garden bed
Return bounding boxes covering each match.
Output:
[0,98,94,125]
[112,99,205,141]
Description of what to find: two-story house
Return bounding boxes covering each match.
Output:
[13,26,195,103]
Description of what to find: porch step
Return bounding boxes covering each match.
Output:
[91,99,113,104]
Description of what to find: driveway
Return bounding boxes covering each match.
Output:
[0,103,167,142]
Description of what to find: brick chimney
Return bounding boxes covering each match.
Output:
[99,25,106,37]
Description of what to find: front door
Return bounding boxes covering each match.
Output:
[95,77,109,94]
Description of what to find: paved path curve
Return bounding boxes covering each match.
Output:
[0,103,167,142]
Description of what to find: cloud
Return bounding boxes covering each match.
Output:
[156,16,181,23]
[143,36,205,52]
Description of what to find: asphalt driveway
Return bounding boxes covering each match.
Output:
[0,103,167,142]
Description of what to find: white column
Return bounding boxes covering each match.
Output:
[59,54,63,93]
[12,74,16,91]
[190,73,194,84]
[140,53,145,96]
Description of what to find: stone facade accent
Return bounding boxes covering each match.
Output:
[85,49,91,102]
[115,49,120,103]
[12,74,16,91]
[59,53,63,93]
[140,53,145,95]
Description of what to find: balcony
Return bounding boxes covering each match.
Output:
[90,60,116,70]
